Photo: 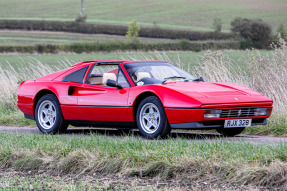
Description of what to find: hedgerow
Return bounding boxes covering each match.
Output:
[0,20,235,41]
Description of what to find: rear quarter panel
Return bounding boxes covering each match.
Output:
[17,80,78,116]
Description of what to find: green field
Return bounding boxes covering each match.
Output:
[0,30,177,46]
[0,0,286,31]
[0,50,272,68]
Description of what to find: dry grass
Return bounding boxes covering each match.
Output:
[0,58,71,113]
[3,149,287,189]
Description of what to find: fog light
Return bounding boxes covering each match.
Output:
[254,108,271,116]
[204,110,222,118]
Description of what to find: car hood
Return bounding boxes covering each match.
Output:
[160,81,273,106]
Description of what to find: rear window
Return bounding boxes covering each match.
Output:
[62,66,88,83]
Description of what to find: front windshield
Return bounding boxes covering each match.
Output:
[124,62,196,86]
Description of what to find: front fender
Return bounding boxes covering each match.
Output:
[129,85,202,108]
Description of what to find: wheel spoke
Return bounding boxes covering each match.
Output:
[49,118,54,126]
[42,108,48,116]
[48,103,52,111]
[143,113,149,121]
[43,117,49,124]
[154,112,160,120]
[146,121,152,128]
[149,107,154,114]
[152,119,158,128]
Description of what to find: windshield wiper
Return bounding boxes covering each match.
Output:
[162,76,186,83]
[192,77,205,82]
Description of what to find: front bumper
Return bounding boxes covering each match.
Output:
[170,118,267,129]
[165,104,272,125]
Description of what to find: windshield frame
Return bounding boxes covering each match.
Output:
[122,61,196,86]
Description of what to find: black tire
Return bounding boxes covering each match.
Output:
[216,127,245,137]
[136,96,171,139]
[35,94,68,134]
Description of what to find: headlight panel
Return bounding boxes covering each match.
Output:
[254,108,272,116]
[204,110,222,118]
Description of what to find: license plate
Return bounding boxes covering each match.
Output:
[224,119,252,128]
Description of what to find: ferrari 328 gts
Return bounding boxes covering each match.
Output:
[17,60,273,138]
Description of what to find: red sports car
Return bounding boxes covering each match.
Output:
[17,60,273,138]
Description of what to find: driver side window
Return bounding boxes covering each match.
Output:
[85,64,130,88]
[85,64,118,85]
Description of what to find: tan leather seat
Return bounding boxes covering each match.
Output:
[87,76,102,85]
[102,73,117,85]
[137,72,151,82]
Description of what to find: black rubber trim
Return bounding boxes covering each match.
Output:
[118,67,132,87]
[251,118,267,125]
[165,107,199,109]
[24,113,35,120]
[67,120,136,128]
[170,118,267,129]
[17,103,33,105]
[61,105,133,108]
[170,122,223,129]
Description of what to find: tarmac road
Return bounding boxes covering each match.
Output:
[0,126,286,145]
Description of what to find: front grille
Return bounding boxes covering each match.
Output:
[220,108,257,118]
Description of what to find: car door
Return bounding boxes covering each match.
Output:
[74,66,131,122]
[75,85,130,122]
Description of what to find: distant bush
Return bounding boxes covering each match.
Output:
[75,15,87,23]
[212,17,223,33]
[0,20,235,41]
[126,20,140,39]
[231,17,272,48]
[277,24,287,38]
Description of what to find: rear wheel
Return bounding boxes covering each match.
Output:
[136,96,171,139]
[35,94,68,134]
[216,127,245,137]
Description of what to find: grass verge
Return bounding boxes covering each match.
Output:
[0,111,35,126]
[0,132,286,189]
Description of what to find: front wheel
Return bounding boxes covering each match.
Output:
[35,94,68,134]
[136,96,171,139]
[216,127,245,137]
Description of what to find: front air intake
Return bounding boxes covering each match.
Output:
[220,108,257,118]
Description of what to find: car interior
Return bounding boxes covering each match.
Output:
[85,62,119,86]
[86,72,118,86]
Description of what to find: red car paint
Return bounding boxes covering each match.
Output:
[17,60,273,129]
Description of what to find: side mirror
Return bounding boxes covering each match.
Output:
[106,79,123,89]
